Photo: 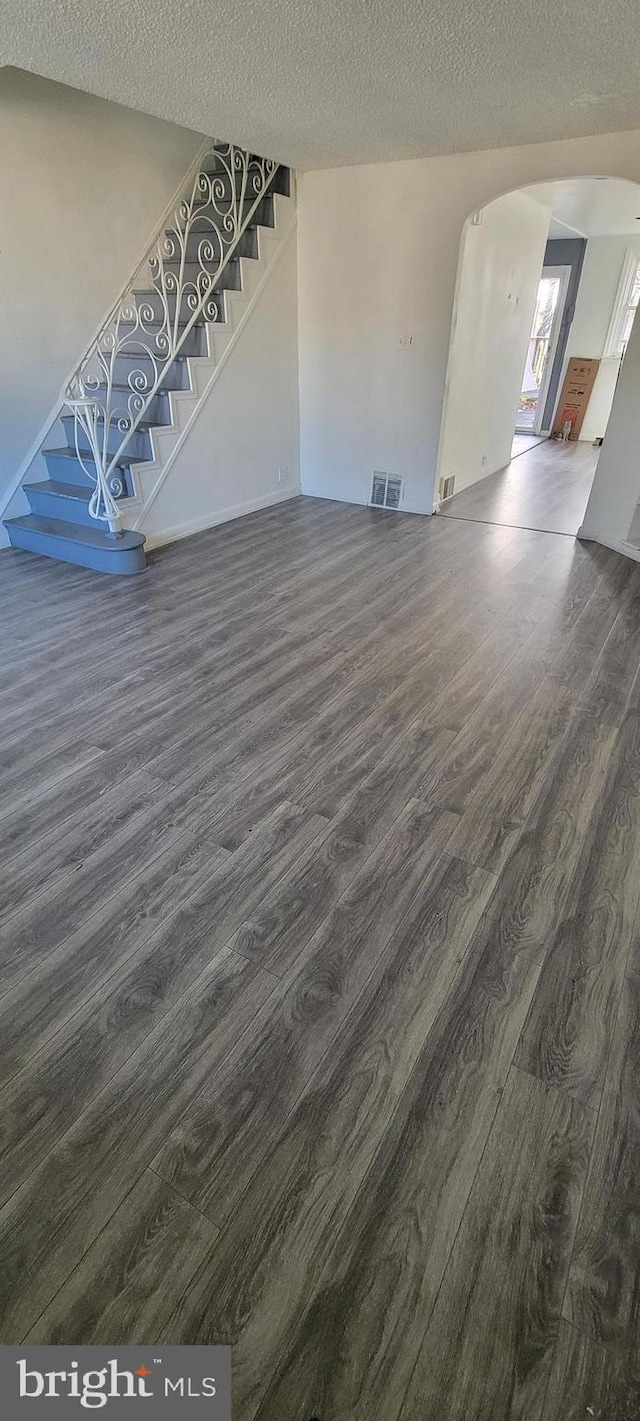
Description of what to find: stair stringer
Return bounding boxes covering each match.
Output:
[109,192,297,532]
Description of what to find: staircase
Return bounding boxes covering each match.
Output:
[4,143,290,574]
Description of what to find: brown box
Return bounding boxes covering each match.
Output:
[552,357,600,440]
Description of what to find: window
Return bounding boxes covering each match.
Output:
[604,249,640,360]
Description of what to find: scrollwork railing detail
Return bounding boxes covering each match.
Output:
[64,143,277,531]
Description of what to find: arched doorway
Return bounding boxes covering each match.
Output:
[435,176,640,536]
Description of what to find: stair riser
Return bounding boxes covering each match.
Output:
[43,452,136,496]
[85,389,171,427]
[112,354,190,391]
[166,203,272,265]
[165,194,274,234]
[132,284,235,327]
[138,269,241,310]
[25,488,96,528]
[61,416,152,462]
[5,524,146,575]
[199,160,289,197]
[171,229,259,265]
[182,231,243,265]
[155,237,257,279]
[117,323,209,354]
[42,453,93,488]
[271,167,291,197]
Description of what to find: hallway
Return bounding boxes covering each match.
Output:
[439,439,598,537]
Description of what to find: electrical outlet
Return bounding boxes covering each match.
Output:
[278,467,288,483]
[398,333,415,349]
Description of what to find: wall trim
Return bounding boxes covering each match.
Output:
[134,213,297,531]
[144,484,301,550]
[302,487,432,515]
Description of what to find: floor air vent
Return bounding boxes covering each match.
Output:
[371,472,404,510]
[440,475,456,501]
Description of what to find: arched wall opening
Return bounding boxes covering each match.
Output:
[297,128,640,545]
[434,175,640,534]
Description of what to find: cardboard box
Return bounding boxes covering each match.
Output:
[552,357,600,440]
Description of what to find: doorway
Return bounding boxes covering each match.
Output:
[515,265,570,434]
[437,438,599,536]
[436,175,640,533]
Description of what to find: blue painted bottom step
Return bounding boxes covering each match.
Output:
[4,514,147,574]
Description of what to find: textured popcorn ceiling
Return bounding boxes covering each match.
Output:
[3,0,640,169]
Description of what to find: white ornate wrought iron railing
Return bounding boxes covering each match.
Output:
[64,142,278,532]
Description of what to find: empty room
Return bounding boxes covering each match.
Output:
[1,3,640,1418]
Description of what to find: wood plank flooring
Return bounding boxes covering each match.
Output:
[439,437,598,535]
[1,494,640,1419]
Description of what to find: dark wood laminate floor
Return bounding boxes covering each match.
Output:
[2,496,640,1419]
[439,437,599,535]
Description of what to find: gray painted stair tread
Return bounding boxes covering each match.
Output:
[98,381,166,391]
[5,515,145,548]
[61,414,157,430]
[23,480,92,502]
[44,446,147,471]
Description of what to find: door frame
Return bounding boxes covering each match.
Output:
[515,264,572,435]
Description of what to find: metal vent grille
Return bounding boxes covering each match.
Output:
[371,472,404,510]
[440,475,456,501]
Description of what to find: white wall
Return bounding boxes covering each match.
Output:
[579,294,640,552]
[564,234,640,441]
[140,234,300,544]
[0,68,203,507]
[297,127,640,516]
[437,192,550,498]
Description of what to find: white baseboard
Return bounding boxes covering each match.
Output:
[144,485,301,550]
[577,525,640,564]
[300,488,432,516]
